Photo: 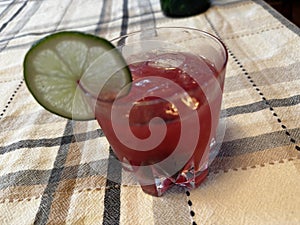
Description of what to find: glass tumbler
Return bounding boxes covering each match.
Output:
[93,27,227,196]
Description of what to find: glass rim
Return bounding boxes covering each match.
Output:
[110,26,228,73]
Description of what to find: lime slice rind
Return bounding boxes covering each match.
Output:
[24,31,132,121]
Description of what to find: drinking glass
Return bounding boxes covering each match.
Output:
[92,27,227,196]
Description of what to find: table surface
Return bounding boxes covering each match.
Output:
[1,0,300,224]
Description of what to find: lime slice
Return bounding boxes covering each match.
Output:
[23,31,132,120]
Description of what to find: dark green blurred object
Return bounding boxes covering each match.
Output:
[160,0,210,17]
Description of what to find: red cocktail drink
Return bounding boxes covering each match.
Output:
[94,27,227,196]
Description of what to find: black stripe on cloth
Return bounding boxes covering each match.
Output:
[0,0,27,32]
[223,94,300,117]
[0,169,51,190]
[1,9,161,51]
[219,127,300,157]
[102,0,129,224]
[1,128,299,190]
[102,148,122,225]
[0,0,42,52]
[116,0,129,47]
[0,1,75,51]
[29,6,91,221]
[120,0,129,37]
[0,1,42,52]
[0,0,17,19]
[0,159,110,190]
[94,0,109,35]
[1,93,298,155]
[0,129,104,155]
[33,120,74,225]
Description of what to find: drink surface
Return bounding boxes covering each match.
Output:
[95,52,223,193]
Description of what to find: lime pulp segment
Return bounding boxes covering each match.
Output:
[23,31,132,120]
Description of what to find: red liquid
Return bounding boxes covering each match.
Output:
[95,52,224,196]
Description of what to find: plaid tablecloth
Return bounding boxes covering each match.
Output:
[1,0,300,224]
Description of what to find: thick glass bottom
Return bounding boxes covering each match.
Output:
[139,167,209,197]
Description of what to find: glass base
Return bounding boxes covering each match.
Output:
[139,168,209,197]
[120,137,221,197]
[135,137,220,196]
